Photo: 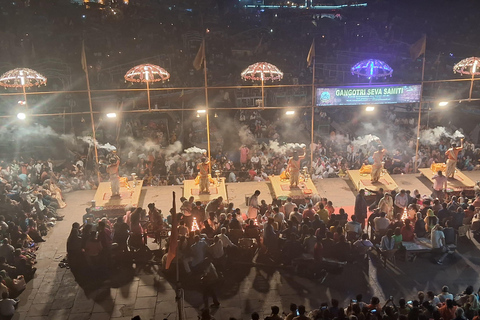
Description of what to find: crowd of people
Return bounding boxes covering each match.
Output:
[199,286,480,320]
[0,159,73,318]
[61,180,480,319]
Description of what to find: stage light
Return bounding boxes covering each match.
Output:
[365,106,375,112]
[438,101,449,107]
[106,113,117,118]
[286,110,295,115]
[214,113,218,118]
[17,113,26,120]
[197,109,206,114]
[17,100,26,105]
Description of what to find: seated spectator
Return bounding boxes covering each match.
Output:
[414,213,426,238]
[0,291,17,320]
[345,215,362,241]
[0,240,14,265]
[374,212,390,240]
[333,235,351,262]
[437,286,454,303]
[425,209,439,233]
[401,219,415,242]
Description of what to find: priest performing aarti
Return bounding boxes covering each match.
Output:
[445,138,463,179]
[107,157,121,198]
[197,157,210,194]
[371,145,387,183]
[287,148,306,188]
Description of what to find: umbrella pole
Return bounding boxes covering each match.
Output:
[147,81,151,112]
[261,78,265,108]
[469,73,475,100]
[22,86,27,107]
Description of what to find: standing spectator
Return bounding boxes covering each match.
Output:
[354,189,367,229]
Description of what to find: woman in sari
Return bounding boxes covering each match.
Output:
[49,179,66,209]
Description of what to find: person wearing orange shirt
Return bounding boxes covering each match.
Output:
[445,139,463,179]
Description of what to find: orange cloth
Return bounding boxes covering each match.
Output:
[431,162,447,173]
[445,147,462,161]
[359,164,372,175]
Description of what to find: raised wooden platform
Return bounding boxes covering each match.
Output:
[182,177,228,204]
[419,167,476,193]
[347,169,398,194]
[268,175,319,201]
[93,179,144,209]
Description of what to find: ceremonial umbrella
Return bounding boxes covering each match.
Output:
[0,68,47,106]
[351,59,393,83]
[241,62,283,108]
[124,64,170,112]
[453,57,480,100]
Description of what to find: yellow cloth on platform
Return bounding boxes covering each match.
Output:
[280,170,290,180]
[194,174,216,185]
[430,162,447,173]
[359,164,372,175]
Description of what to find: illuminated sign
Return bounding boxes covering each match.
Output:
[316,84,421,106]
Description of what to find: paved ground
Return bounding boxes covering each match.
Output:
[12,172,480,320]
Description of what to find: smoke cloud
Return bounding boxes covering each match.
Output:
[420,127,464,145]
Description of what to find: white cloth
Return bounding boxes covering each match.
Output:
[345,221,362,234]
[437,293,454,303]
[432,174,448,191]
[374,217,390,231]
[380,236,395,251]
[210,240,224,259]
[395,194,408,209]
[218,233,234,248]
[431,230,445,249]
[273,212,285,226]
[247,195,259,219]
[284,202,297,219]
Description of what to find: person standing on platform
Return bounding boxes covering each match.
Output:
[371,145,387,182]
[247,190,261,220]
[287,148,306,188]
[197,158,210,194]
[107,157,120,198]
[445,139,463,179]
[432,171,448,201]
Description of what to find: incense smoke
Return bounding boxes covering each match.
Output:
[420,127,464,145]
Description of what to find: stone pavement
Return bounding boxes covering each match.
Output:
[12,173,480,320]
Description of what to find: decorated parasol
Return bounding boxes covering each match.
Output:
[351,59,393,83]
[453,57,480,100]
[241,62,283,108]
[0,68,47,106]
[124,63,170,112]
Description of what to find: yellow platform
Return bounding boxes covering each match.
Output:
[419,167,475,192]
[347,169,398,193]
[268,175,319,201]
[93,179,144,208]
[183,177,228,204]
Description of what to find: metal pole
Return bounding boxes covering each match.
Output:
[414,55,427,173]
[22,86,27,107]
[310,56,316,172]
[261,77,265,108]
[83,43,101,182]
[146,81,151,112]
[203,40,212,172]
[469,72,475,100]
